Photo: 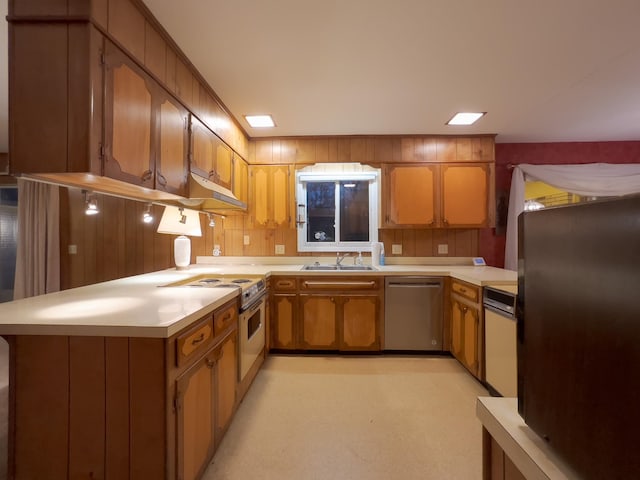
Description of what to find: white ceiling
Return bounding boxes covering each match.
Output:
[1,1,640,152]
[142,0,640,143]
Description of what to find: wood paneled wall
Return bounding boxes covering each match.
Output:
[60,188,173,290]
[191,215,478,259]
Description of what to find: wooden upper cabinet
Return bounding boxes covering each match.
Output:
[190,116,233,190]
[104,43,154,188]
[104,41,188,193]
[456,137,495,162]
[442,164,493,227]
[248,164,291,228]
[232,155,249,204]
[383,164,439,227]
[156,95,188,195]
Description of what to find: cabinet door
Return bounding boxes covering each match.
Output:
[271,294,297,350]
[232,154,249,204]
[442,164,491,227]
[190,115,215,180]
[340,295,380,351]
[450,298,465,360]
[175,351,216,480]
[383,164,439,227]
[104,42,155,187]
[249,165,291,228]
[216,331,237,440]
[299,294,338,349]
[156,94,188,195]
[213,139,233,190]
[450,297,480,378]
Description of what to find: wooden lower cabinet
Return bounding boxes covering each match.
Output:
[176,350,216,480]
[4,298,240,480]
[483,428,527,480]
[271,293,298,349]
[176,327,237,480]
[300,294,338,349]
[270,276,382,352]
[449,280,483,379]
[341,295,380,350]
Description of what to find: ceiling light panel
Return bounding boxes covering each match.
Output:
[245,115,275,128]
[447,112,486,126]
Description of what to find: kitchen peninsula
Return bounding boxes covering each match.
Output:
[0,260,515,480]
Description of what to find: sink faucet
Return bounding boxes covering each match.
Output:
[336,252,350,266]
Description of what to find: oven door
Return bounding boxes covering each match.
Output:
[239,294,266,382]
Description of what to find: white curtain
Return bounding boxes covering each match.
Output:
[13,179,60,299]
[504,163,640,271]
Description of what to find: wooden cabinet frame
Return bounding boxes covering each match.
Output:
[3,298,240,480]
[270,275,383,352]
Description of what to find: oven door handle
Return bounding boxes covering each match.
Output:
[243,295,266,315]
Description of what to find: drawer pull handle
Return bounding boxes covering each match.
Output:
[303,281,376,288]
[222,312,232,321]
[191,333,205,345]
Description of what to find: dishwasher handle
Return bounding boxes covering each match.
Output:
[386,277,443,288]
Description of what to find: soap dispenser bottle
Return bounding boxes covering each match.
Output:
[379,243,385,266]
[356,251,364,266]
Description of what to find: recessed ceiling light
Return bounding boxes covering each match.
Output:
[446,112,486,126]
[245,114,275,128]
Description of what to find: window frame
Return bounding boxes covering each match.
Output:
[296,171,379,253]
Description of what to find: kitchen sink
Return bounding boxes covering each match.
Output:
[337,265,376,271]
[301,264,376,271]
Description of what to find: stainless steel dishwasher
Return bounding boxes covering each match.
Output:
[384,277,444,351]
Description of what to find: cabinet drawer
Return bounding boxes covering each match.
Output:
[301,277,380,291]
[214,303,237,336]
[272,277,297,292]
[451,280,479,302]
[176,316,214,366]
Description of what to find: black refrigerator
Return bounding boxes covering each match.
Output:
[517,194,640,480]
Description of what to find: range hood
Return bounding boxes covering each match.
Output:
[187,173,247,212]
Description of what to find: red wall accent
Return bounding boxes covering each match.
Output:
[480,141,640,267]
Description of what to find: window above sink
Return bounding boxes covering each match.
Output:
[296,164,380,253]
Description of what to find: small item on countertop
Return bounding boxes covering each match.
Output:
[356,251,364,265]
[213,246,222,256]
[379,244,385,266]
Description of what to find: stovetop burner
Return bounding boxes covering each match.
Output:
[173,274,267,309]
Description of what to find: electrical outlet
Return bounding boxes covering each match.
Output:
[392,244,402,255]
[68,245,77,255]
[243,235,250,245]
[275,244,285,255]
[437,244,449,255]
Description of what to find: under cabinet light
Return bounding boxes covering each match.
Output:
[208,213,215,227]
[143,203,154,223]
[83,190,99,216]
[244,114,275,128]
[446,112,486,126]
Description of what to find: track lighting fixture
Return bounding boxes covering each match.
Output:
[143,203,154,223]
[83,190,99,216]
[208,213,215,227]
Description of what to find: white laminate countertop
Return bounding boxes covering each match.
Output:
[0,261,516,338]
[476,397,580,480]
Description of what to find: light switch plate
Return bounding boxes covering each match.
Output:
[437,244,449,254]
[392,244,402,255]
[275,244,285,255]
[243,235,250,245]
